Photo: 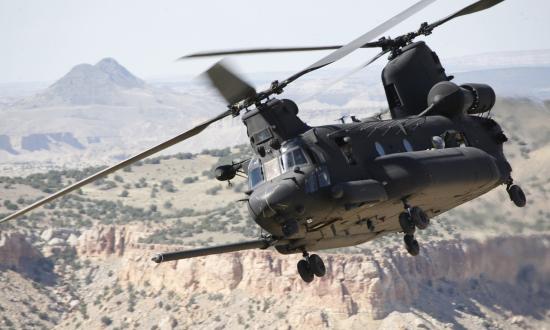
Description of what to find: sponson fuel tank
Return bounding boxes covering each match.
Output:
[372,147,502,199]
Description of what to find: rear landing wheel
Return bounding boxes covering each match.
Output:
[507,184,526,207]
[410,207,430,230]
[399,212,415,235]
[297,259,314,283]
[404,234,420,256]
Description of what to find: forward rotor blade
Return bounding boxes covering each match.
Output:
[283,0,436,85]
[0,109,233,224]
[205,61,256,105]
[427,0,504,30]
[151,238,281,263]
[179,46,343,59]
[300,49,389,103]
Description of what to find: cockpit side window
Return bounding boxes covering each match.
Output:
[293,149,307,165]
[248,158,264,188]
[282,147,309,172]
[282,152,294,170]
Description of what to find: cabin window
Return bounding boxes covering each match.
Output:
[304,165,331,194]
[375,142,385,156]
[403,139,414,152]
[263,157,282,181]
[248,158,264,188]
[317,165,331,188]
[305,173,318,193]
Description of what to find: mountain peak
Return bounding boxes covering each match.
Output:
[94,58,144,89]
[95,57,119,66]
[43,58,145,105]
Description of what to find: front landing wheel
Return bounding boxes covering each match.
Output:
[309,254,326,277]
[399,212,415,235]
[297,260,314,283]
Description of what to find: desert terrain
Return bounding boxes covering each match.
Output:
[1,53,550,329]
[0,97,549,329]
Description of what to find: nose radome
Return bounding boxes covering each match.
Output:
[248,180,299,219]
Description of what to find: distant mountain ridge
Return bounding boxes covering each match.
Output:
[1,50,549,170]
[0,57,227,166]
[444,49,550,72]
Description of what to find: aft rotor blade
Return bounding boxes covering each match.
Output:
[283,0,436,85]
[426,0,504,30]
[0,109,233,224]
[300,49,389,102]
[179,46,343,59]
[205,60,257,105]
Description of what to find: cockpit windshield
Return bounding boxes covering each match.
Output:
[282,148,308,171]
[263,157,282,181]
[247,147,310,189]
[248,158,264,188]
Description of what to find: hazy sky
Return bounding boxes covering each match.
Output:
[1,0,549,84]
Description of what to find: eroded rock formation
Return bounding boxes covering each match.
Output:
[0,232,43,271]
[77,226,550,321]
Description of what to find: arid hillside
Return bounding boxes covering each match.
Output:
[0,98,549,329]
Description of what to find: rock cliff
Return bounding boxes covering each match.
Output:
[75,226,550,328]
[0,232,55,283]
[0,232,42,271]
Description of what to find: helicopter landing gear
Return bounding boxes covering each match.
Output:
[281,219,299,237]
[297,251,326,283]
[399,204,430,233]
[410,206,430,229]
[399,212,415,235]
[400,202,428,257]
[404,234,420,256]
[506,179,526,207]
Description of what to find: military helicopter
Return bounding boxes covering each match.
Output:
[1,0,527,283]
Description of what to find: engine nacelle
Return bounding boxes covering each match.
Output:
[427,81,495,117]
[460,83,496,114]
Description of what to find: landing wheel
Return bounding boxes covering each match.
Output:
[410,207,430,230]
[309,254,326,277]
[507,185,526,207]
[297,260,314,283]
[404,234,420,256]
[399,212,415,235]
[282,219,299,237]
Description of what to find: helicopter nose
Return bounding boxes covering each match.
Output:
[248,180,300,219]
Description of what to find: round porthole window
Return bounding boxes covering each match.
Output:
[403,139,413,152]
[375,142,385,156]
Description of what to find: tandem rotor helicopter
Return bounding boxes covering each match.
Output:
[1,0,527,283]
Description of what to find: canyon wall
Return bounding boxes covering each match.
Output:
[77,226,550,322]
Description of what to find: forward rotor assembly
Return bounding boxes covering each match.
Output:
[193,0,438,113]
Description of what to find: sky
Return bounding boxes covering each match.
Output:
[1,0,549,84]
